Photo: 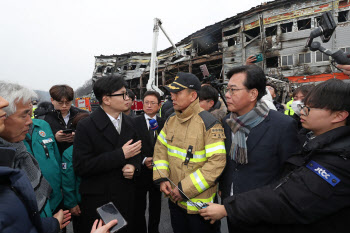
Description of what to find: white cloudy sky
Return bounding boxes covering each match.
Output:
[0,0,272,91]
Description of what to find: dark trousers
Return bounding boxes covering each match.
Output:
[134,180,162,233]
[168,200,219,233]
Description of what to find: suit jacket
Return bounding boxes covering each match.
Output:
[134,114,165,184]
[220,110,301,199]
[73,107,141,232]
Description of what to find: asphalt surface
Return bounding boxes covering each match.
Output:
[67,194,228,233]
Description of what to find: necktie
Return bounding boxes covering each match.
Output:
[148,119,155,145]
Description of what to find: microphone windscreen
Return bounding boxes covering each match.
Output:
[149,119,159,130]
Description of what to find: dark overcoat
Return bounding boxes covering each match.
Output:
[73,107,141,233]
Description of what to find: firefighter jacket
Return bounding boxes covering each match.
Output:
[153,99,226,214]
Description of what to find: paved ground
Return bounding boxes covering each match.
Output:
[67,194,228,233]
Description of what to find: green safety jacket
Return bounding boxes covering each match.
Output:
[24,119,63,214]
[61,145,81,209]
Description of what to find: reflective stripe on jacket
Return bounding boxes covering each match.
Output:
[153,99,226,214]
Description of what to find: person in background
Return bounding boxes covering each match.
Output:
[219,65,300,232]
[200,78,350,233]
[24,101,63,216]
[40,85,86,155]
[199,85,227,122]
[34,101,55,118]
[31,98,39,118]
[160,94,172,118]
[62,112,90,233]
[266,82,284,113]
[73,76,142,233]
[290,85,314,130]
[124,89,136,117]
[134,91,165,233]
[0,82,70,232]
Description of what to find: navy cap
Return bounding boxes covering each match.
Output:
[164,72,201,93]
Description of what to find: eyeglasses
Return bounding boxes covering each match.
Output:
[143,101,159,106]
[297,104,311,116]
[225,87,247,96]
[56,100,72,106]
[107,92,129,100]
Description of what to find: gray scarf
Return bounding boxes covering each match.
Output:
[0,137,52,213]
[226,100,269,164]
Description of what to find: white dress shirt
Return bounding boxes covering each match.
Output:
[63,111,70,125]
[106,112,122,134]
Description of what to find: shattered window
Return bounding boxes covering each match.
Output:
[228,37,238,46]
[281,22,293,33]
[281,55,293,66]
[96,66,104,73]
[223,28,239,37]
[265,26,277,37]
[299,53,311,64]
[338,10,349,23]
[315,17,321,27]
[297,18,311,31]
[266,56,279,68]
[316,51,330,62]
[244,27,260,42]
[105,67,112,73]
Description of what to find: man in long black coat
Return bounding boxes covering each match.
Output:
[73,76,142,233]
[133,91,165,233]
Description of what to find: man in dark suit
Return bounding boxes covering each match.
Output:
[73,76,142,233]
[134,91,165,233]
[219,65,300,232]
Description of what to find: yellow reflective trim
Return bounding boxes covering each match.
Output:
[196,170,210,189]
[154,160,169,165]
[157,130,167,146]
[195,150,205,155]
[206,149,226,158]
[167,144,207,163]
[153,166,169,171]
[205,141,225,149]
[190,173,202,193]
[205,142,226,157]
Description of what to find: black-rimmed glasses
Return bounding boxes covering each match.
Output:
[107,92,129,100]
[297,104,311,116]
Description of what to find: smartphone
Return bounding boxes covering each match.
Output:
[62,129,73,134]
[96,202,127,233]
[252,53,263,63]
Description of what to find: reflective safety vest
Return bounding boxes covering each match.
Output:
[284,99,294,116]
[153,99,226,214]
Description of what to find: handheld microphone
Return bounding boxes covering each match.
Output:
[149,119,159,131]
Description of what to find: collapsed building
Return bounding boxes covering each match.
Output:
[92,0,350,99]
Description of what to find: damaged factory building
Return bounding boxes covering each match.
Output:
[92,0,350,99]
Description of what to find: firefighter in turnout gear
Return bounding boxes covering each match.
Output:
[153,72,226,233]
